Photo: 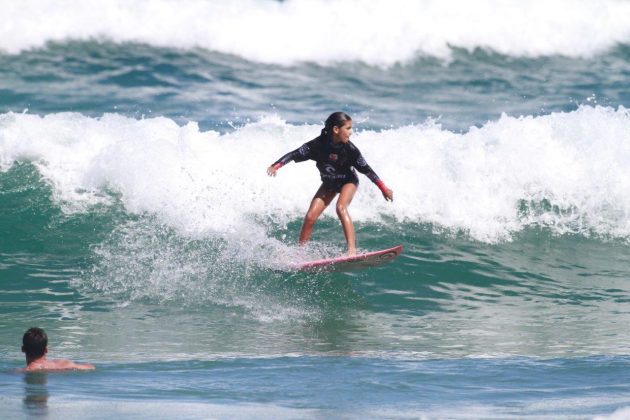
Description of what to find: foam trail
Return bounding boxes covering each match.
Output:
[1,106,630,243]
[1,0,630,65]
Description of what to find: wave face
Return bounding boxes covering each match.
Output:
[2,0,630,65]
[2,106,630,243]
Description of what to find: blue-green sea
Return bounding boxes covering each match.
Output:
[2,1,630,418]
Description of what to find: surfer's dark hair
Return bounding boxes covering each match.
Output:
[321,112,352,138]
[22,327,47,358]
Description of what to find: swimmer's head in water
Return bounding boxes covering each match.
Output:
[22,327,48,359]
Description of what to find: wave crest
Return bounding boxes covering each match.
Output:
[2,0,630,65]
[2,106,630,243]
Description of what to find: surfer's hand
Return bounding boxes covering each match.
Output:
[382,188,393,202]
[267,165,278,177]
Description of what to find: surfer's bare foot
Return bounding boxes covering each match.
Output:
[346,249,356,257]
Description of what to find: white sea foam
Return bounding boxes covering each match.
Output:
[1,106,630,244]
[595,407,630,420]
[1,0,630,65]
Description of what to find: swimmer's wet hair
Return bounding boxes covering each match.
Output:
[23,327,47,358]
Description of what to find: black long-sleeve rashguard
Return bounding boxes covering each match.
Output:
[272,135,383,192]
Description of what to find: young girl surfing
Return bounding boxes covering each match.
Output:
[267,112,393,256]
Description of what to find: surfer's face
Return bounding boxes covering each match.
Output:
[333,121,352,144]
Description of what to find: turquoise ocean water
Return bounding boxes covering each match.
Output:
[2,1,630,418]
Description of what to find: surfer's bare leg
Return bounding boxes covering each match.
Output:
[336,183,358,256]
[299,185,336,245]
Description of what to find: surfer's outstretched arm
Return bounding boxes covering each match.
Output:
[267,164,281,177]
[352,151,394,202]
[377,181,394,202]
[267,142,314,177]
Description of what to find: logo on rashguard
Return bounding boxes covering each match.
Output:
[357,156,367,167]
[324,165,336,174]
[329,153,338,161]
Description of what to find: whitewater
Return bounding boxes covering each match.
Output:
[2,106,630,243]
[2,0,630,64]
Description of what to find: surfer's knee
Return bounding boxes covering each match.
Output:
[336,202,349,218]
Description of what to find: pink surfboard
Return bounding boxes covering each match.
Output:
[293,245,403,272]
